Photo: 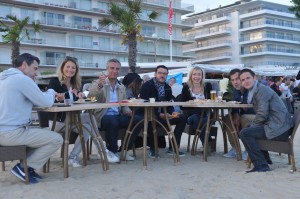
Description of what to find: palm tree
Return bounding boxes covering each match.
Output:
[99,0,158,72]
[0,15,41,65]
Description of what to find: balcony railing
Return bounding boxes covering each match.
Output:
[240,34,300,42]
[195,28,232,38]
[241,20,300,30]
[241,47,300,55]
[244,61,300,68]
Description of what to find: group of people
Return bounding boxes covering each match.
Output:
[0,52,295,184]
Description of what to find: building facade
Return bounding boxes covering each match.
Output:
[183,0,300,70]
[0,0,194,75]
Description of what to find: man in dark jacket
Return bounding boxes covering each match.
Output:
[139,65,187,158]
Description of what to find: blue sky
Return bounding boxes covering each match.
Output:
[182,0,293,13]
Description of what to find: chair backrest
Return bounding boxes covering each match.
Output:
[291,108,300,141]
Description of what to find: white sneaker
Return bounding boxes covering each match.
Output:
[116,152,135,161]
[105,150,120,163]
[68,158,82,168]
[223,148,236,158]
[242,150,248,161]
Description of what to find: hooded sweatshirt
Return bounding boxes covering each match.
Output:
[0,68,56,131]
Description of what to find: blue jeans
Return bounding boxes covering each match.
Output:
[101,114,143,153]
[240,125,290,168]
[187,114,211,144]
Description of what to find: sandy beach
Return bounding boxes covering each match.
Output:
[1,123,299,199]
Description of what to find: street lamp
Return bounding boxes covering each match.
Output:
[147,33,160,62]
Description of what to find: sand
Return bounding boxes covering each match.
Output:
[1,123,299,199]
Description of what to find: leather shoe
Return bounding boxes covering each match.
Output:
[246,166,271,173]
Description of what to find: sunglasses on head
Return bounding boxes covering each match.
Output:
[65,56,78,62]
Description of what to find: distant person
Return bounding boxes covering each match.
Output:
[0,53,63,184]
[168,77,176,87]
[122,67,140,87]
[219,73,229,93]
[294,70,300,88]
[126,77,143,99]
[142,74,151,83]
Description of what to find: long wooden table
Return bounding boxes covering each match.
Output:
[34,102,118,178]
[182,100,253,161]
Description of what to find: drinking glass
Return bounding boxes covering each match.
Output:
[217,91,223,100]
[210,90,216,101]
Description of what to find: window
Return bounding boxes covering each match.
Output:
[99,37,111,50]
[45,52,65,65]
[0,5,11,18]
[21,9,35,21]
[250,32,262,40]
[44,12,65,26]
[72,35,92,48]
[266,18,274,25]
[286,33,293,40]
[73,16,92,29]
[141,25,155,37]
[276,32,284,39]
[249,44,262,53]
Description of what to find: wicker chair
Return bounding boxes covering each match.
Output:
[0,145,29,184]
[248,108,300,172]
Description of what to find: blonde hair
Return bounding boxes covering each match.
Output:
[187,66,206,90]
[57,57,81,90]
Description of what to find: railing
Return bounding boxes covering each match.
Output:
[241,20,300,30]
[244,61,300,68]
[241,47,300,55]
[195,27,232,37]
[192,52,232,60]
[240,34,300,42]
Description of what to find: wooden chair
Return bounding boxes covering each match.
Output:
[0,145,29,184]
[185,125,218,153]
[247,108,300,172]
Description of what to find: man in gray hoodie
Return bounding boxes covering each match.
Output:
[0,53,63,184]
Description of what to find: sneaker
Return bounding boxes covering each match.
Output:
[242,150,248,161]
[10,163,38,184]
[68,158,82,168]
[223,148,237,158]
[166,148,185,157]
[148,149,159,159]
[105,150,120,163]
[28,167,42,179]
[116,152,135,161]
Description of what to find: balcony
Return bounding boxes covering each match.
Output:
[143,0,194,14]
[195,15,231,27]
[195,28,232,39]
[241,47,300,57]
[240,34,300,45]
[240,20,300,32]
[183,40,232,53]
[239,8,295,20]
[192,52,232,63]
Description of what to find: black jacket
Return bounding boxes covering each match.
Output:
[48,78,79,122]
[139,78,174,116]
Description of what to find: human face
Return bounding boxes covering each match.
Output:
[230,72,242,90]
[191,69,202,84]
[155,67,168,84]
[21,60,39,80]
[169,78,176,86]
[62,61,77,79]
[240,72,255,90]
[107,61,120,80]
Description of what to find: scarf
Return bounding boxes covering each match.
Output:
[247,80,258,104]
[153,78,165,100]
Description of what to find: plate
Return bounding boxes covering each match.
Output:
[227,101,241,104]
[129,99,146,103]
[73,100,97,104]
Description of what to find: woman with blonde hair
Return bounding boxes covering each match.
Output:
[180,66,212,145]
[48,56,94,167]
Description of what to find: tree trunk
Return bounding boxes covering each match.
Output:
[11,41,20,66]
[128,33,137,72]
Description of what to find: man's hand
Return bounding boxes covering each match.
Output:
[159,113,173,120]
[55,93,65,102]
[171,112,180,119]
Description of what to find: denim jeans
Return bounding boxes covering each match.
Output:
[187,114,211,144]
[240,125,290,168]
[101,114,143,153]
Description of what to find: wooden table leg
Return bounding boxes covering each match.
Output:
[63,112,71,178]
[203,110,211,161]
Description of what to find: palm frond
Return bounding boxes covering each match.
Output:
[148,11,159,21]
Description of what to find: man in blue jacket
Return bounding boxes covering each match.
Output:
[139,65,186,158]
[239,68,293,172]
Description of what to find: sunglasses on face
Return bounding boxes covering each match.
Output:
[65,56,78,62]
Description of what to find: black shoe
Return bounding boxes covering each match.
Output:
[246,166,271,173]
[266,158,273,165]
[28,167,42,179]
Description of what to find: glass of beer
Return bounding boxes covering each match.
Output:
[210,90,217,101]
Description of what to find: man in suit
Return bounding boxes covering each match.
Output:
[239,68,293,172]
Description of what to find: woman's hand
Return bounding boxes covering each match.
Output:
[77,92,85,99]
[55,93,65,102]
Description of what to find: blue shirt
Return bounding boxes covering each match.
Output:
[105,84,119,115]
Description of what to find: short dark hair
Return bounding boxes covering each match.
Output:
[229,68,241,78]
[155,65,168,72]
[14,53,40,68]
[296,70,300,80]
[240,68,255,77]
[106,58,121,69]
